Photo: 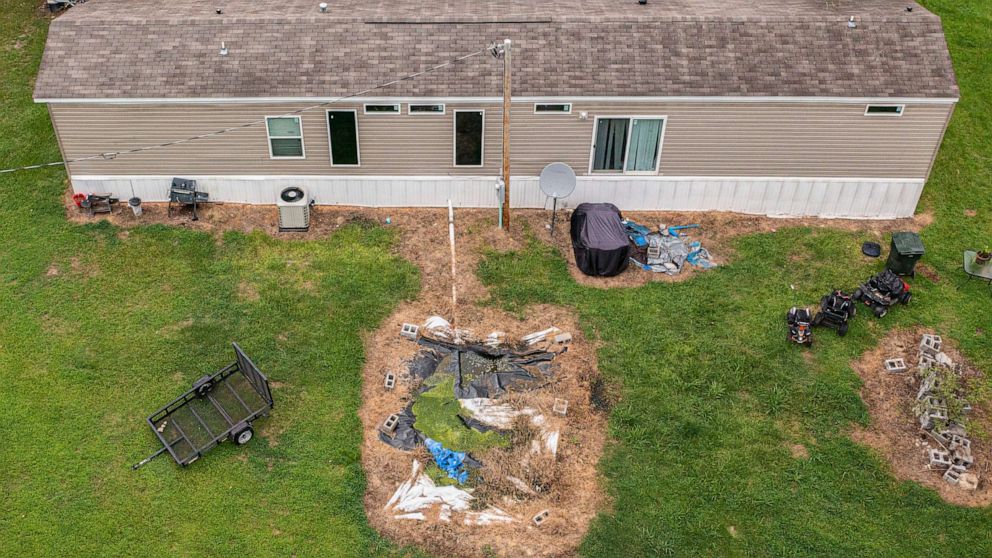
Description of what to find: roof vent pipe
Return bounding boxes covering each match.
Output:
[219,41,228,56]
[319,2,328,12]
[847,16,857,29]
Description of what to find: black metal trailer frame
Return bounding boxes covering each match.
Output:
[132,343,274,469]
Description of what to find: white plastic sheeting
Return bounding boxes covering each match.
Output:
[384,460,515,525]
[70,174,925,219]
[459,398,560,457]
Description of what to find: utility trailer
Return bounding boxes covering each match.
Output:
[132,344,274,469]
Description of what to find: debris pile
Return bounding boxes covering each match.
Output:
[376,316,574,524]
[909,334,980,491]
[623,220,716,275]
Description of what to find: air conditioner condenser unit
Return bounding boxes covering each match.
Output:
[277,186,312,232]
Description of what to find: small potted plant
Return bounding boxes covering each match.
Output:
[977,246,992,265]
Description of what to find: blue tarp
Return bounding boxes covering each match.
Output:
[424,438,469,484]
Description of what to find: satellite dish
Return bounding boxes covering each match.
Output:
[539,162,577,199]
[539,163,576,237]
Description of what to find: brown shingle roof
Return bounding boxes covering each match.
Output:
[34,0,958,100]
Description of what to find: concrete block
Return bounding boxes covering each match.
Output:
[932,430,951,446]
[959,473,980,491]
[916,372,938,401]
[400,323,419,340]
[884,358,907,373]
[920,407,948,430]
[553,332,573,345]
[952,447,974,468]
[948,435,970,452]
[923,397,947,411]
[553,398,569,416]
[384,373,396,390]
[920,334,942,356]
[944,467,963,485]
[521,327,561,346]
[918,353,937,369]
[928,449,952,469]
[935,352,954,368]
[532,509,550,527]
[379,413,399,436]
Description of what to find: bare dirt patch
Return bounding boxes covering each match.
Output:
[850,328,992,507]
[360,303,608,558]
[237,280,260,302]
[64,191,927,293]
[916,263,942,283]
[789,444,810,459]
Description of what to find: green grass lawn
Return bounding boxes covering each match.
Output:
[2,0,992,556]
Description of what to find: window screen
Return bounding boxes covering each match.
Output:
[327,111,359,165]
[266,117,304,158]
[454,111,484,166]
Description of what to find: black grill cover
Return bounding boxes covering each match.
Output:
[570,203,630,277]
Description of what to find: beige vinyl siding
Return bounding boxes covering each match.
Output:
[50,101,952,179]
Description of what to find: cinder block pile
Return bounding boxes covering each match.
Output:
[914,334,979,489]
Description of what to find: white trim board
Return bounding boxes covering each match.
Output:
[69,174,926,219]
[37,96,960,105]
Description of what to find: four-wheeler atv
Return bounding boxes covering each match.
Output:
[787,307,814,346]
[853,269,911,318]
[812,290,856,336]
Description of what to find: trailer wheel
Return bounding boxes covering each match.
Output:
[193,375,214,398]
[232,425,254,445]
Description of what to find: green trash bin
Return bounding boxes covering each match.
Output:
[886,232,925,276]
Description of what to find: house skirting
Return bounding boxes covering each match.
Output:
[70,175,926,220]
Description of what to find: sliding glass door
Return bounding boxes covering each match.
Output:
[591,117,665,173]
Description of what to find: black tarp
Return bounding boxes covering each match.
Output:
[570,203,630,277]
[378,403,423,451]
[380,342,556,454]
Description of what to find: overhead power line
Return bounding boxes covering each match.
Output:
[0,45,491,175]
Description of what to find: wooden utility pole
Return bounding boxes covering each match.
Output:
[501,39,512,231]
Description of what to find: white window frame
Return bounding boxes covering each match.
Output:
[534,102,573,115]
[325,109,361,167]
[453,109,485,168]
[408,103,446,116]
[864,104,905,117]
[363,103,401,115]
[265,115,306,160]
[587,115,667,175]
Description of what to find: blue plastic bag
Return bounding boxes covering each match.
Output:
[424,438,470,484]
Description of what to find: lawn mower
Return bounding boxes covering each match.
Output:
[853,269,911,318]
[812,290,856,336]
[787,307,814,346]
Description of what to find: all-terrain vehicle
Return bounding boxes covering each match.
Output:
[787,307,814,346]
[853,269,911,318]
[812,290,856,336]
